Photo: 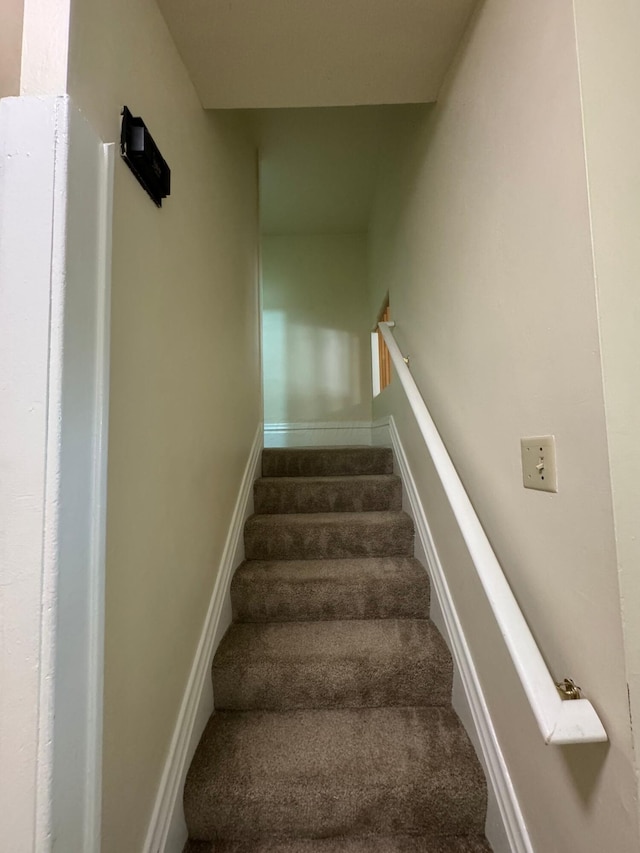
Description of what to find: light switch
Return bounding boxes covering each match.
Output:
[521,435,557,493]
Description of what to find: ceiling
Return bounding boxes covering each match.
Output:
[156,0,477,109]
[254,104,430,235]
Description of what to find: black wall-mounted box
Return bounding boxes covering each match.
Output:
[120,107,171,207]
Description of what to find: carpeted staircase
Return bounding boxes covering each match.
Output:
[183,446,491,853]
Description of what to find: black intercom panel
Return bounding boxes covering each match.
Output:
[120,106,171,207]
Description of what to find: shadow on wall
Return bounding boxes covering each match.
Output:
[263,309,366,423]
[560,742,610,808]
[260,233,372,426]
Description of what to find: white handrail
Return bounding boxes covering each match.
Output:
[378,321,607,745]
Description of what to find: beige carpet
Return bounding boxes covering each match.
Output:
[182,447,491,852]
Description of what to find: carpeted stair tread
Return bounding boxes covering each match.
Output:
[213,619,452,711]
[262,447,394,478]
[184,707,487,841]
[183,446,491,852]
[184,836,492,852]
[254,475,402,514]
[244,511,414,560]
[231,556,430,622]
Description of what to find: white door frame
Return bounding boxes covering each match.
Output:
[0,95,113,853]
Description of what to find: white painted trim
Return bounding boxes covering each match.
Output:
[388,416,532,853]
[371,332,381,397]
[264,421,373,447]
[0,95,114,853]
[265,421,373,431]
[40,93,68,850]
[143,423,264,853]
[378,322,606,746]
[84,141,115,853]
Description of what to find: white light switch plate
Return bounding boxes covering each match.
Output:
[521,435,557,493]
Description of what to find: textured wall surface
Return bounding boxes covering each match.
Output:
[67,1,261,849]
[368,1,639,850]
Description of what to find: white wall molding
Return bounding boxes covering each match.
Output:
[1,93,61,853]
[388,415,532,853]
[0,95,115,853]
[83,139,115,853]
[264,420,373,447]
[143,423,263,853]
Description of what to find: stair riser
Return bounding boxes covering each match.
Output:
[187,783,484,842]
[244,518,414,561]
[213,621,451,713]
[262,447,394,478]
[254,478,402,515]
[230,558,430,623]
[213,657,452,711]
[185,838,493,853]
[231,575,430,622]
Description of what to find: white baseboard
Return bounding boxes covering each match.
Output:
[388,416,532,853]
[264,421,373,447]
[143,424,263,853]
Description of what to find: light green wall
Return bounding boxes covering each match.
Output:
[368,0,638,850]
[262,233,372,424]
[66,1,261,850]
